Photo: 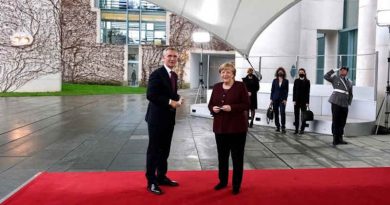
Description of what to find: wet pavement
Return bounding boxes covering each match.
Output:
[0,89,390,199]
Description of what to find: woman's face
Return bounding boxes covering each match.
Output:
[220,68,234,83]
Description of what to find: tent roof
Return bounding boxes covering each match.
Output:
[147,0,301,56]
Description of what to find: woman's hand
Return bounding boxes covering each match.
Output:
[248,92,252,96]
[282,100,287,105]
[213,106,221,113]
[221,105,231,112]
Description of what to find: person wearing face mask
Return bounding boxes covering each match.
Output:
[293,68,310,134]
[242,68,260,128]
[324,67,353,146]
[270,67,289,133]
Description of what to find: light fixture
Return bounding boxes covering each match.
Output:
[192,31,210,43]
[376,10,390,27]
[10,32,33,46]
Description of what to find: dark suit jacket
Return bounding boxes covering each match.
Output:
[145,66,180,126]
[270,78,289,101]
[208,81,249,134]
[293,78,310,105]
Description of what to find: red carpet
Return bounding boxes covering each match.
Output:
[2,168,390,205]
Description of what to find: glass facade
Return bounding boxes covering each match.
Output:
[316,33,325,84]
[338,0,358,83]
[98,0,167,86]
[99,0,166,45]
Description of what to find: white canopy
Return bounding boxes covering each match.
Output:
[147,0,301,56]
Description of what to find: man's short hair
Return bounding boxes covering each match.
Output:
[340,66,349,72]
[163,47,178,56]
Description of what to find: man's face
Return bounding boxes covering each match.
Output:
[339,69,348,77]
[163,50,178,68]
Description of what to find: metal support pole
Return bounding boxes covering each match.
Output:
[207,54,210,90]
[375,51,379,101]
[258,56,262,76]
[139,0,142,45]
[125,0,129,45]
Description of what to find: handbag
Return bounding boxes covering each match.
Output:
[302,107,314,121]
[266,105,274,124]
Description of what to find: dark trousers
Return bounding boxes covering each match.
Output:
[215,133,246,189]
[146,123,174,184]
[294,103,307,131]
[273,100,286,129]
[331,103,348,142]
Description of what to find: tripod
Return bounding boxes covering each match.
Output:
[194,47,206,104]
[195,79,206,104]
[375,56,390,134]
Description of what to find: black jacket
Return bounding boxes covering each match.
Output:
[145,66,180,126]
[293,78,310,105]
[270,78,289,101]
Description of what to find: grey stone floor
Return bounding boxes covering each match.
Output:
[1,89,390,199]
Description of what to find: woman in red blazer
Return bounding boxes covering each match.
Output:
[208,62,249,195]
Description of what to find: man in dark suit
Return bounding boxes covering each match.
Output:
[145,47,183,195]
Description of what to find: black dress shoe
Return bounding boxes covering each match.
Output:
[294,130,298,134]
[299,130,304,134]
[338,140,348,145]
[281,128,286,133]
[214,183,227,190]
[147,183,163,195]
[157,177,179,186]
[232,188,240,195]
[275,127,280,132]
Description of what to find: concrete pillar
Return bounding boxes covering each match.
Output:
[375,0,390,124]
[324,31,339,77]
[356,0,377,87]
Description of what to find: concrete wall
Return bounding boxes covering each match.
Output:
[241,0,344,84]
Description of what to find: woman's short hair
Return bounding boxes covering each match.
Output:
[298,68,306,74]
[274,67,286,78]
[219,62,236,76]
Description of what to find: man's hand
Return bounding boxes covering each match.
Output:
[169,100,181,109]
[333,68,339,72]
[282,100,287,105]
[248,92,252,96]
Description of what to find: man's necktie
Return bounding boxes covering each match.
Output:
[170,71,176,91]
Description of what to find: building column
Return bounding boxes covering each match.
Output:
[324,31,339,77]
[356,0,377,87]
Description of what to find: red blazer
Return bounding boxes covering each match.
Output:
[208,81,250,134]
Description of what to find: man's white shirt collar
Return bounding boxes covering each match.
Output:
[164,65,172,77]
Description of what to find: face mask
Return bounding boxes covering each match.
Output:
[299,74,305,78]
[278,73,283,77]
